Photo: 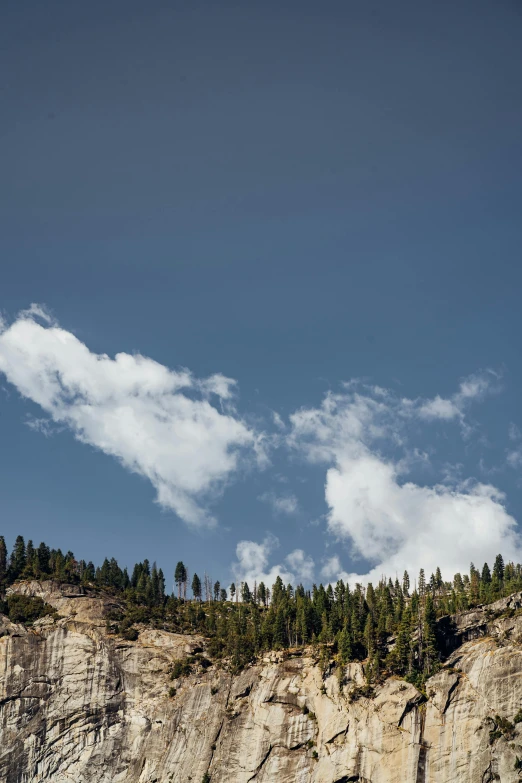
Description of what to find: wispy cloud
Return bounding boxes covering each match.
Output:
[258,491,299,516]
[0,306,263,527]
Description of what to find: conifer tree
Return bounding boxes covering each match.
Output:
[422,593,438,676]
[10,536,26,580]
[192,573,202,601]
[364,613,375,660]
[338,621,352,664]
[0,536,6,590]
[25,540,35,576]
[36,542,50,576]
[392,605,412,674]
[418,568,426,597]
[174,561,187,600]
[241,581,252,603]
[257,582,266,607]
[274,607,287,649]
[493,554,505,583]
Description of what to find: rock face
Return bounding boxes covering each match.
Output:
[2,583,522,782]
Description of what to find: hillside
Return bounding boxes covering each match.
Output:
[2,581,522,782]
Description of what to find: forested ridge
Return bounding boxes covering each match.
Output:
[0,533,519,690]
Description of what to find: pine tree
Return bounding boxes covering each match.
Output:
[418,568,426,597]
[230,583,236,602]
[435,567,443,594]
[338,621,352,664]
[257,582,266,607]
[453,573,464,593]
[402,570,410,596]
[470,569,480,602]
[0,536,7,590]
[213,581,221,602]
[422,593,438,676]
[10,536,26,580]
[241,581,252,603]
[493,554,505,583]
[392,605,412,674]
[174,562,187,600]
[36,542,50,576]
[364,613,375,660]
[192,573,202,601]
[274,607,287,649]
[157,568,165,600]
[25,540,35,576]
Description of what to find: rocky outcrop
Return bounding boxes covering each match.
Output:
[2,582,522,782]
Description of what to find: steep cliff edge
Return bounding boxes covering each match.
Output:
[2,583,522,782]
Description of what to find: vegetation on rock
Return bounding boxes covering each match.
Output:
[1,533,521,684]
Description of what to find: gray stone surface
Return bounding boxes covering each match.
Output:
[2,581,522,782]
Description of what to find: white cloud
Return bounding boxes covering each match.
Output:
[509,423,521,441]
[321,555,342,579]
[508,449,522,469]
[286,549,315,582]
[418,371,498,424]
[258,491,299,515]
[290,380,522,584]
[231,534,314,588]
[418,395,461,420]
[0,307,261,527]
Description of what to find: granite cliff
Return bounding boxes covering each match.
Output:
[2,581,522,783]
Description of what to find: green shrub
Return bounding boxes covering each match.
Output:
[7,595,56,625]
[168,687,176,698]
[170,659,192,679]
[122,627,139,641]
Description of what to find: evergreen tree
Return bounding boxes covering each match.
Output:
[151,564,160,603]
[213,581,221,602]
[230,583,236,602]
[192,573,202,601]
[338,621,352,664]
[422,593,438,676]
[10,536,26,580]
[25,540,35,576]
[0,536,7,590]
[493,554,505,583]
[418,568,426,597]
[481,562,492,584]
[174,561,187,600]
[392,605,412,674]
[241,581,252,603]
[273,607,287,649]
[257,582,266,607]
[36,542,50,576]
[402,570,410,596]
[364,613,375,660]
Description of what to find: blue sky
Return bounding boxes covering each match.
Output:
[1,0,522,590]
